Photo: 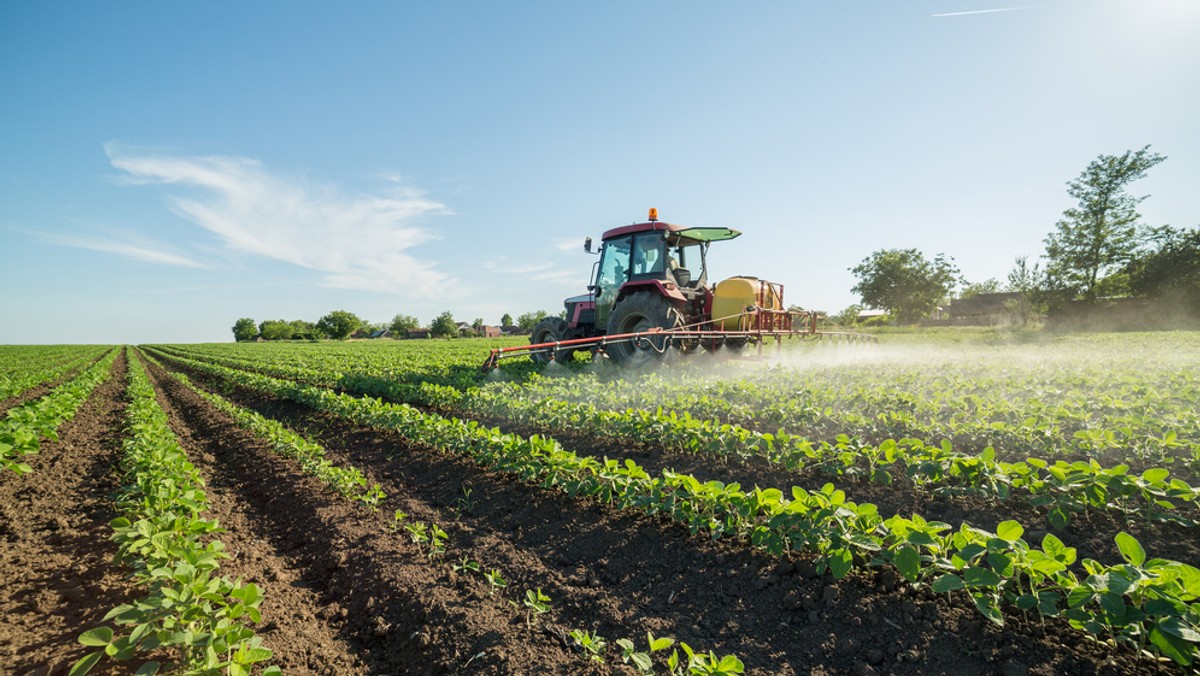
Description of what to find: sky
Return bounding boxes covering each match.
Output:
[2,1,1197,344]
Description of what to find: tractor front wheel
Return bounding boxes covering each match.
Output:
[530,317,573,365]
[605,293,684,367]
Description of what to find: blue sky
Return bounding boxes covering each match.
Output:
[2,1,1197,344]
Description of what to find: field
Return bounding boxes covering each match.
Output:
[2,331,1199,675]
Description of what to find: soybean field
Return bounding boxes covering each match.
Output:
[2,331,1199,675]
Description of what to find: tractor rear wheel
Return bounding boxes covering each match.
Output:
[606,293,684,367]
[530,317,573,365]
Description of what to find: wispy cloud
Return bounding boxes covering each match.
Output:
[105,143,452,295]
[33,227,208,269]
[932,6,1035,17]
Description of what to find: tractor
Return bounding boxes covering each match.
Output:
[481,209,872,371]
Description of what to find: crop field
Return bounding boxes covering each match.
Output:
[2,331,1199,674]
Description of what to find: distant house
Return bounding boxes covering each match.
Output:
[947,292,1020,325]
[368,329,392,339]
[500,324,527,336]
[406,328,433,339]
[478,325,502,338]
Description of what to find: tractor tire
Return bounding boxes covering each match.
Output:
[529,317,573,365]
[606,293,684,367]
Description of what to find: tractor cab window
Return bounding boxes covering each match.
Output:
[597,235,632,291]
[631,232,666,277]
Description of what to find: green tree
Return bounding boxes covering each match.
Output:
[258,319,294,341]
[959,279,1001,298]
[1043,145,1166,301]
[471,317,484,335]
[500,313,513,327]
[289,319,317,340]
[850,248,959,324]
[389,313,420,335]
[231,318,258,342]
[1126,225,1200,307]
[516,310,548,331]
[430,310,458,338]
[316,310,364,340]
[1005,255,1047,326]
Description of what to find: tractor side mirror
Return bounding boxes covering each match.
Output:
[584,237,593,253]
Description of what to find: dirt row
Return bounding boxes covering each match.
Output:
[152,351,1172,675]
[0,350,134,674]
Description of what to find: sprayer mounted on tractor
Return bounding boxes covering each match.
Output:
[481,209,873,371]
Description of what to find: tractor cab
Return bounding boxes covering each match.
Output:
[587,209,740,326]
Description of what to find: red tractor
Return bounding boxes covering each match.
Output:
[482,209,870,371]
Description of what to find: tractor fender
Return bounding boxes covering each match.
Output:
[616,279,687,306]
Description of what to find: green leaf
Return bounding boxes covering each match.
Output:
[1149,626,1193,666]
[964,566,1001,588]
[996,520,1024,542]
[1114,532,1146,567]
[1047,506,1070,529]
[78,627,113,647]
[133,662,160,675]
[894,545,920,582]
[931,573,964,593]
[69,651,103,676]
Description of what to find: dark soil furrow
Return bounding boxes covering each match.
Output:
[155,355,1172,675]
[0,349,132,674]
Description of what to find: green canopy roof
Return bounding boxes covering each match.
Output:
[673,227,742,243]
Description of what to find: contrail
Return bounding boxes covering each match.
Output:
[932,6,1034,17]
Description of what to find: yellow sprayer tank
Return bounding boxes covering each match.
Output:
[712,276,784,330]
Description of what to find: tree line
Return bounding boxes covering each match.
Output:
[232,310,555,342]
[846,146,1198,325]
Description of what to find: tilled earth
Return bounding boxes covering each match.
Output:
[0,350,1185,674]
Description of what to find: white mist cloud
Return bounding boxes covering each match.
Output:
[105,144,452,295]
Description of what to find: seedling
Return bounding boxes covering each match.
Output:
[455,485,477,514]
[390,510,409,533]
[453,556,481,574]
[522,588,552,626]
[428,523,448,559]
[484,569,508,595]
[569,629,607,663]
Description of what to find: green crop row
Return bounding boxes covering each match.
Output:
[147,344,1200,530]
[0,345,109,402]
[252,361,1200,532]
[146,353,385,509]
[148,348,1200,667]
[0,348,118,475]
[72,353,276,676]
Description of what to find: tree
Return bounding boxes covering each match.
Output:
[833,304,862,327]
[232,318,258,342]
[1043,145,1166,301]
[258,319,294,341]
[289,319,317,340]
[500,313,513,327]
[316,310,364,340]
[430,310,458,338]
[516,310,548,331]
[471,318,484,335]
[389,313,420,335]
[1126,225,1200,307]
[959,279,1001,298]
[1005,255,1047,326]
[850,248,959,324]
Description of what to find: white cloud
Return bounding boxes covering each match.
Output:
[105,144,452,295]
[932,6,1034,17]
[34,228,208,269]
